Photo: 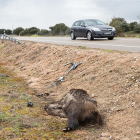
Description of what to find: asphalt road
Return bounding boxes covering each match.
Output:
[16,37,140,52]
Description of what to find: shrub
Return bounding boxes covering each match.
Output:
[13,27,24,35]
[134,25,140,33]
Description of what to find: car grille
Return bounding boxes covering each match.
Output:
[101,28,112,31]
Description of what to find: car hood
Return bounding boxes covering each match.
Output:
[88,25,114,29]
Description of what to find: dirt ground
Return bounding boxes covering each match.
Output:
[0,40,140,140]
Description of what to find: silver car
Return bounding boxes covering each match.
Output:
[70,19,116,40]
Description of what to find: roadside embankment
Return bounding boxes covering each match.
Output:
[0,41,140,139]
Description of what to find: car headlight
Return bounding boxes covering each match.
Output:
[112,27,116,31]
[92,28,101,31]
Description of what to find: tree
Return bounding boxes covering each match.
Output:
[120,22,130,32]
[5,29,12,35]
[19,30,25,36]
[109,17,126,35]
[49,26,53,31]
[0,29,5,34]
[134,25,140,33]
[28,27,40,35]
[13,27,24,35]
[40,29,49,35]
[65,27,70,35]
[130,22,138,31]
[23,28,29,35]
[50,23,69,35]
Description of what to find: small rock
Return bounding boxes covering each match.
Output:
[131,66,135,69]
[101,132,111,137]
[91,77,96,81]
[19,66,23,69]
[92,94,94,97]
[136,131,140,135]
[113,93,116,96]
[44,93,50,96]
[132,102,135,107]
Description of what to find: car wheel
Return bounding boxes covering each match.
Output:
[108,37,114,40]
[71,32,76,40]
[87,31,93,41]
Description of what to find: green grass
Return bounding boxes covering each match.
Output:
[116,32,140,38]
[30,34,41,37]
[0,63,80,140]
[0,42,7,50]
[79,46,87,49]
[88,128,94,132]
[101,49,113,53]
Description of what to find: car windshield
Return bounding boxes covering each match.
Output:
[85,19,106,26]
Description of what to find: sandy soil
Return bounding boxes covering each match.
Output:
[0,40,140,139]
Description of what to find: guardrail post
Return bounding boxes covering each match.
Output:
[5,35,7,41]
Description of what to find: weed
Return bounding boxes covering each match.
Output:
[10,127,21,136]
[88,128,94,132]
[0,42,7,50]
[0,112,7,122]
[79,46,87,49]
[54,132,63,136]
[31,34,40,37]
[22,96,29,101]
[101,49,113,53]
[20,93,30,100]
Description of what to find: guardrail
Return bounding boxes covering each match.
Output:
[0,34,24,44]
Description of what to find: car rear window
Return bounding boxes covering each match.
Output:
[73,21,80,26]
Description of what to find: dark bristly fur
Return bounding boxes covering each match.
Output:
[44,89,102,132]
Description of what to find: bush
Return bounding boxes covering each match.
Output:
[49,23,70,36]
[134,25,140,33]
[109,17,127,36]
[0,29,6,34]
[41,29,49,35]
[28,27,40,35]
[19,30,25,36]
[120,22,130,32]
[5,29,12,35]
[130,22,138,31]
[13,27,24,35]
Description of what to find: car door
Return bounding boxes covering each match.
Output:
[73,21,81,37]
[79,20,87,37]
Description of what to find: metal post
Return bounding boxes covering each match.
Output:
[12,25,14,34]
